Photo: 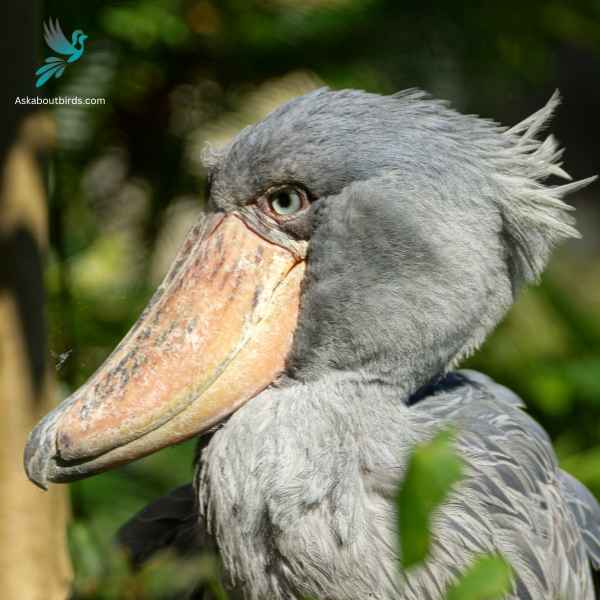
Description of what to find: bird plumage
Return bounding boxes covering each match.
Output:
[196,370,597,599]
[119,371,600,599]
[195,89,599,598]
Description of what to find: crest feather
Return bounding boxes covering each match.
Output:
[496,90,596,286]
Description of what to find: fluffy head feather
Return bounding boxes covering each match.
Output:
[202,89,595,386]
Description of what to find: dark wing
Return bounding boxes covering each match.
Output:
[116,484,205,568]
[43,18,76,56]
[116,484,232,600]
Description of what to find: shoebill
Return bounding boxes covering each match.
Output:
[25,89,600,599]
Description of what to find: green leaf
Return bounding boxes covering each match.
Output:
[397,429,463,569]
[136,551,229,599]
[446,554,513,600]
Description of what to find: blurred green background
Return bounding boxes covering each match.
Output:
[36,0,599,596]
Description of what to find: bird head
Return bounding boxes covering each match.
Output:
[24,88,593,488]
[72,30,87,46]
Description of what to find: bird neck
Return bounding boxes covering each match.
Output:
[72,35,85,51]
[285,287,473,402]
[198,376,429,598]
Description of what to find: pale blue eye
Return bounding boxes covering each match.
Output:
[269,188,302,215]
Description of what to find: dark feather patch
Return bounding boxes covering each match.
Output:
[116,484,203,568]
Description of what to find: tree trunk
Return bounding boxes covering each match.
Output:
[0,3,72,598]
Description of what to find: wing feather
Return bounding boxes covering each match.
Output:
[559,469,600,570]
[116,484,206,568]
[43,18,75,56]
[415,371,596,598]
[35,59,65,76]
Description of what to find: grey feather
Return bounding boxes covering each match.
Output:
[559,470,600,570]
[496,91,596,286]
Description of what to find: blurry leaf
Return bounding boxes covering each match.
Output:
[563,358,600,403]
[102,0,190,49]
[69,522,105,584]
[446,554,513,600]
[68,521,130,599]
[561,446,600,491]
[542,3,600,47]
[70,231,144,298]
[138,551,228,599]
[186,1,222,35]
[397,429,463,569]
[529,371,571,417]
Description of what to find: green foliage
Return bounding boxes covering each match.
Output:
[102,0,191,49]
[69,520,228,599]
[445,555,513,600]
[397,430,463,570]
[69,506,227,600]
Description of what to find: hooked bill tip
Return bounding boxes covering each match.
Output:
[23,435,50,491]
[23,409,64,491]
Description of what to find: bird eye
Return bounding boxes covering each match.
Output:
[265,186,308,218]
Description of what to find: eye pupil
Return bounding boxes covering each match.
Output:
[277,192,291,208]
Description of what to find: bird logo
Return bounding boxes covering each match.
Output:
[35,18,88,88]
